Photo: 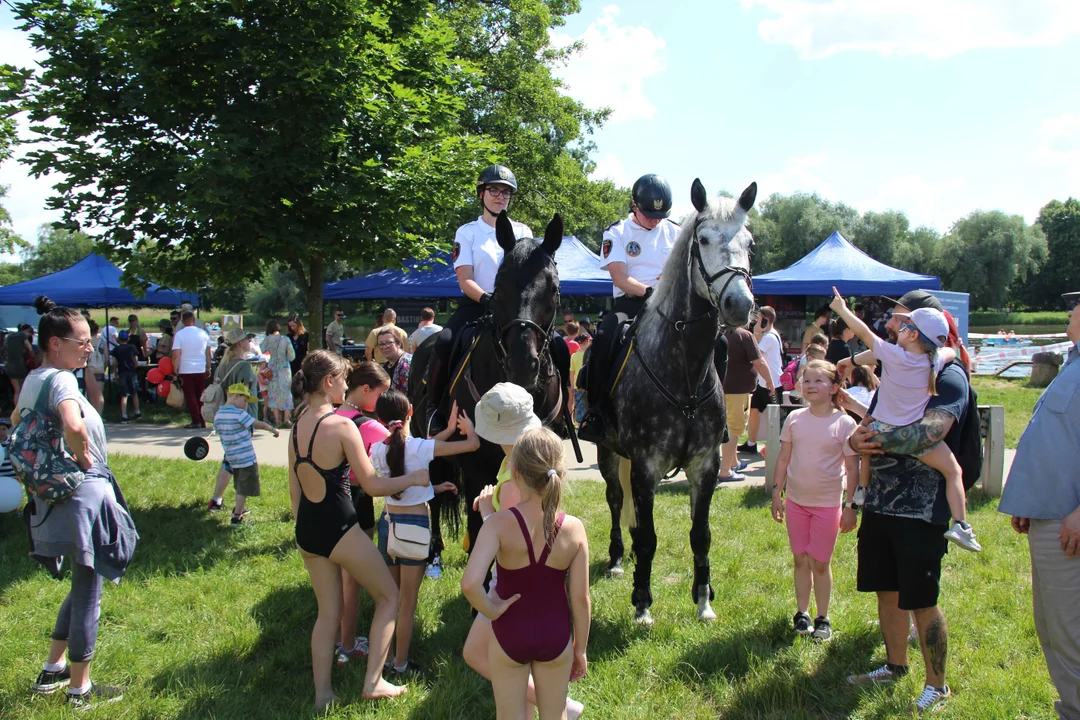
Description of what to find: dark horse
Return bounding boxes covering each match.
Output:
[410,212,566,551]
[596,179,757,624]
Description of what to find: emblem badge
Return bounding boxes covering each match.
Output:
[602,239,612,258]
[653,199,663,210]
[452,242,461,262]
[498,167,509,179]
[626,241,642,258]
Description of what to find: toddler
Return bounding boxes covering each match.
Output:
[213,384,279,526]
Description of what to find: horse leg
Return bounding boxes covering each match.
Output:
[628,461,658,625]
[686,449,721,622]
[598,447,625,577]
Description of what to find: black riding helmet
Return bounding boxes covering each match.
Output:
[632,174,672,219]
[476,165,518,194]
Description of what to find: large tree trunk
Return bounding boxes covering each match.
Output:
[291,252,325,351]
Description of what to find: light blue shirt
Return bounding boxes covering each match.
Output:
[998,342,1080,520]
[214,404,257,469]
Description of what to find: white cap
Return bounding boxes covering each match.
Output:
[474,383,542,446]
[894,307,948,348]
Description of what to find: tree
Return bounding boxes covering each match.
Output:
[850,210,908,267]
[1018,198,1080,308]
[21,224,96,278]
[750,193,860,274]
[14,0,494,346]
[0,65,31,256]
[937,211,1047,309]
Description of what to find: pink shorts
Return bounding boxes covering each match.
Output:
[785,499,842,563]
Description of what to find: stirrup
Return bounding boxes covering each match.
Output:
[577,411,606,444]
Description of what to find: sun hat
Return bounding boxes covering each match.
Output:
[184,436,210,461]
[223,326,256,345]
[474,382,542,446]
[894,308,948,348]
[880,290,944,313]
[226,383,258,403]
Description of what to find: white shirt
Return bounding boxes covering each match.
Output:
[870,336,948,426]
[371,437,436,506]
[103,324,120,351]
[757,328,783,389]
[410,323,442,350]
[599,216,680,298]
[172,325,210,374]
[452,216,534,294]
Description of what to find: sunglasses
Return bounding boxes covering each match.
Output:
[60,336,94,349]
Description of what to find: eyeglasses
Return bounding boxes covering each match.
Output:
[377,341,397,349]
[484,186,514,199]
[60,336,94,349]
[335,314,344,318]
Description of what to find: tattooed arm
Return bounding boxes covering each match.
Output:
[849,408,956,456]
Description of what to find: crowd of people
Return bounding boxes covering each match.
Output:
[2,163,1077,719]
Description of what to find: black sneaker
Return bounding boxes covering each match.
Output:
[793,611,812,635]
[230,508,250,527]
[812,615,833,641]
[737,442,759,455]
[66,683,123,710]
[120,416,129,423]
[576,411,606,444]
[207,499,224,512]
[31,664,70,694]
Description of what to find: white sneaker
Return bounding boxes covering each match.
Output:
[717,470,746,484]
[566,698,584,720]
[425,556,442,580]
[912,684,951,715]
[943,521,982,552]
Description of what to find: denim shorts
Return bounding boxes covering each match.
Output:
[377,510,429,567]
[119,371,139,398]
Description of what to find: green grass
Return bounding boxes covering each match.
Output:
[971,376,1041,448]
[0,456,1056,719]
[968,311,1069,327]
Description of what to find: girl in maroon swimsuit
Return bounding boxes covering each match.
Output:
[462,427,591,720]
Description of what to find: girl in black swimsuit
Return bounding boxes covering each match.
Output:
[289,351,430,710]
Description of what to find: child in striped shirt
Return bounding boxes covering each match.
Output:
[214,384,279,526]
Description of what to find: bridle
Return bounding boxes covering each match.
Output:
[688,216,753,315]
[489,254,560,389]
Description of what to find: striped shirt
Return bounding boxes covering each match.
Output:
[213,404,257,469]
[0,440,15,479]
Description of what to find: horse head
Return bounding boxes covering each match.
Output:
[686,178,757,327]
[491,211,563,389]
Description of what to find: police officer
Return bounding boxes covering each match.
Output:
[578,174,679,441]
[426,165,533,416]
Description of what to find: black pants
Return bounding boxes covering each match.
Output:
[427,299,487,411]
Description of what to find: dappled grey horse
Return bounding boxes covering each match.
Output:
[598,179,757,624]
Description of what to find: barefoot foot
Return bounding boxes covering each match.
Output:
[362,678,408,700]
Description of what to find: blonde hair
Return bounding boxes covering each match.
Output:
[805,344,826,361]
[804,359,843,410]
[509,427,566,548]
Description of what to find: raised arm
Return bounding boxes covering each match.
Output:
[343,423,429,496]
[434,407,480,456]
[829,287,878,349]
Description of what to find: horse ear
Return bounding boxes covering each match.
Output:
[691,178,707,213]
[541,214,563,256]
[738,182,758,212]
[495,211,517,252]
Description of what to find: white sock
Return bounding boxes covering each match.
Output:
[393,662,408,672]
[566,698,584,720]
[212,497,222,503]
[43,660,65,673]
[68,682,91,695]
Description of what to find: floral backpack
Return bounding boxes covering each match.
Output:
[9,371,85,505]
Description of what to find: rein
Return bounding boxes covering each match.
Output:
[488,255,560,389]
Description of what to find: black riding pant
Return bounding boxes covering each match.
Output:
[428,299,487,413]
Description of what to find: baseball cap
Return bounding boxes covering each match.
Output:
[227,383,258,403]
[880,290,944,313]
[474,382,541,446]
[0,417,11,427]
[894,308,948,348]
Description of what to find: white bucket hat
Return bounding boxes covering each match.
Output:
[474,383,541,446]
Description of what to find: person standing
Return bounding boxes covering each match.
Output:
[426,165,533,418]
[739,306,781,456]
[845,290,970,716]
[5,323,34,404]
[171,311,212,429]
[151,319,174,364]
[287,316,310,378]
[262,320,296,427]
[20,296,137,710]
[998,290,1080,720]
[802,307,830,352]
[169,310,182,336]
[180,303,205,330]
[825,317,854,366]
[325,309,346,356]
[409,308,442,353]
[125,315,147,359]
[578,173,680,442]
[719,324,767,482]
[378,328,411,395]
[366,309,409,364]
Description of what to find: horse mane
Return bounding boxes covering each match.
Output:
[493,237,550,292]
[651,196,747,306]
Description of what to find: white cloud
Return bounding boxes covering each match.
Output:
[549,5,667,122]
[855,173,969,231]
[1033,113,1080,171]
[759,152,836,200]
[740,0,1080,60]
[588,152,633,188]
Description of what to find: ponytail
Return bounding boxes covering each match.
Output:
[510,428,567,547]
[375,389,410,479]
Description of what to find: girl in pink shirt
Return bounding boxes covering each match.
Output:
[771,360,859,641]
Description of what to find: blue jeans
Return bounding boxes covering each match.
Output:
[51,563,104,663]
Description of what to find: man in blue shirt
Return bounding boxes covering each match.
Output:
[999,291,1080,720]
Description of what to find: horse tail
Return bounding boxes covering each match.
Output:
[619,456,636,529]
[429,456,462,538]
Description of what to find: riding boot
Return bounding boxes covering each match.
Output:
[577,408,607,444]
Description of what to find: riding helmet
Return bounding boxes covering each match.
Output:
[632,174,672,218]
[476,165,518,193]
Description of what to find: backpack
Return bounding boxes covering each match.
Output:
[8,371,85,506]
[201,362,244,425]
[955,375,983,491]
[779,356,802,391]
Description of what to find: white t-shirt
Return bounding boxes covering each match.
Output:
[18,368,108,468]
[599,216,680,298]
[452,217,534,294]
[371,436,436,506]
[757,328,783,388]
[871,336,947,426]
[410,324,442,350]
[172,325,210,374]
[103,324,120,352]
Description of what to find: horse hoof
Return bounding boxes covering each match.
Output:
[606,564,624,578]
[697,603,717,622]
[634,608,654,626]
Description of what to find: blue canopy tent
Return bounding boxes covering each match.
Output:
[752,231,940,296]
[0,253,200,308]
[324,235,614,299]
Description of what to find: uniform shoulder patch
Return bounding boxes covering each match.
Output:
[452,242,461,262]
[601,238,612,258]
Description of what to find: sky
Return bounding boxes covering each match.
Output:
[1,0,1078,251]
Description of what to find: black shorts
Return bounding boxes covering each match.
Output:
[352,490,376,532]
[750,385,777,413]
[857,510,948,611]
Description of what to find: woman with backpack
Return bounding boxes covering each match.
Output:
[15,296,137,710]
